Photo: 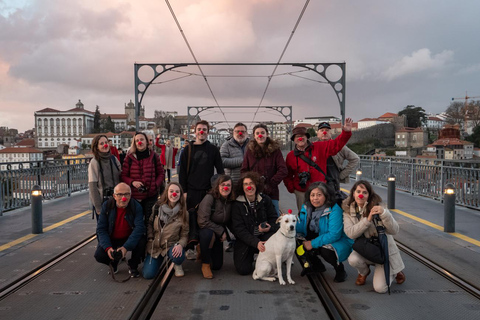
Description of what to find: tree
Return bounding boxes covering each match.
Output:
[466,125,480,147]
[398,105,427,128]
[445,101,465,125]
[104,116,116,133]
[93,105,101,133]
[306,128,316,138]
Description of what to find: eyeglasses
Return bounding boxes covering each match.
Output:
[115,193,131,197]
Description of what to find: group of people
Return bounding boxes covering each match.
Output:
[89,118,405,294]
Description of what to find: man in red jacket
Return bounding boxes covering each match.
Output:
[284,118,353,211]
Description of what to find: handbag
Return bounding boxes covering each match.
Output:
[352,235,385,264]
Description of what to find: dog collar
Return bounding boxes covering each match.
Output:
[280,231,296,239]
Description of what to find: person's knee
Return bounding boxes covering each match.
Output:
[142,266,156,279]
[348,253,362,268]
[374,283,388,294]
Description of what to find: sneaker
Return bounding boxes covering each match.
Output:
[225,241,234,252]
[185,249,196,260]
[174,264,184,277]
[334,263,347,283]
[129,268,140,278]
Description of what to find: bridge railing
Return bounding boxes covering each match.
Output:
[355,156,480,209]
[0,159,90,215]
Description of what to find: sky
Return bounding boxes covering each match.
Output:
[1,0,480,132]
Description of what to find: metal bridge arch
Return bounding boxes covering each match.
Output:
[134,62,345,129]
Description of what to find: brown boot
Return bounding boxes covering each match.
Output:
[196,244,201,262]
[395,271,406,284]
[202,263,213,279]
[355,269,370,286]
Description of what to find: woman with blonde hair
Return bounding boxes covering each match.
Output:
[143,182,189,278]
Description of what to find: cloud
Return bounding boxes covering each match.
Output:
[382,48,454,81]
[457,63,480,75]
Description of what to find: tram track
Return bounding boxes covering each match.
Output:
[396,240,480,300]
[0,234,97,301]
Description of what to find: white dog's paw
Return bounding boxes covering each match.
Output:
[264,277,276,282]
[288,279,295,285]
[279,279,286,285]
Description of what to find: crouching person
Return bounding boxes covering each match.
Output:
[143,182,189,279]
[94,182,146,278]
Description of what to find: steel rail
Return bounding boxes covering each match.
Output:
[128,262,175,320]
[0,234,97,300]
[397,240,480,300]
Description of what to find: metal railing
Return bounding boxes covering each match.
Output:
[0,159,90,215]
[356,155,480,209]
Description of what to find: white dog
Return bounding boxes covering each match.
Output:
[252,214,297,285]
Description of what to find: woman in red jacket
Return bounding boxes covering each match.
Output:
[155,136,178,184]
[241,123,287,215]
[122,132,165,223]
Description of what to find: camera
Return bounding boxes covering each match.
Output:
[137,185,148,193]
[103,187,114,197]
[111,250,123,263]
[260,222,267,229]
[298,171,311,188]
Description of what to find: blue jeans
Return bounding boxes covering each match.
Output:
[272,199,280,216]
[143,246,185,279]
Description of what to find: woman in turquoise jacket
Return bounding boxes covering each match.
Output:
[296,181,353,282]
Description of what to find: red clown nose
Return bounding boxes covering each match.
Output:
[288,209,293,214]
[323,131,327,135]
[103,143,108,148]
[298,137,303,141]
[172,192,177,197]
[223,186,229,191]
[200,131,204,134]
[238,132,243,136]
[358,194,364,199]
[121,197,127,202]
[258,134,263,138]
[247,186,252,190]
[138,141,143,145]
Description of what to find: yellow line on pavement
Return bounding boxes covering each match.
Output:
[0,210,91,252]
[340,188,480,248]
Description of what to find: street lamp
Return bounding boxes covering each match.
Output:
[387,174,396,209]
[444,183,455,233]
[356,169,362,181]
[31,185,43,234]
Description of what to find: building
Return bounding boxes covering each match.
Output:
[395,127,428,148]
[357,118,389,129]
[0,147,44,170]
[424,116,445,130]
[427,124,474,159]
[294,116,341,128]
[34,100,94,150]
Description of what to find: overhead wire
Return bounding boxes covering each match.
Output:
[165,0,230,128]
[251,0,311,124]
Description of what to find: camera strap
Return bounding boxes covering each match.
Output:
[298,154,330,182]
[109,262,131,283]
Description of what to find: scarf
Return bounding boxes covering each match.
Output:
[309,204,327,234]
[159,203,181,226]
[98,151,117,189]
[136,148,150,161]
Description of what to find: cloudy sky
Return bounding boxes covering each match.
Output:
[1,0,480,132]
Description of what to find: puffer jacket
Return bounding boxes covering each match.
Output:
[220,137,249,184]
[231,194,279,249]
[96,198,145,252]
[342,201,405,274]
[146,204,189,258]
[296,204,353,262]
[197,193,232,238]
[331,145,359,184]
[284,130,352,193]
[121,150,165,201]
[241,144,287,201]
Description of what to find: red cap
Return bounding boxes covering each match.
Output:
[258,134,263,138]
[247,186,252,190]
[121,197,127,202]
[172,192,177,197]
[358,194,364,199]
[288,209,292,214]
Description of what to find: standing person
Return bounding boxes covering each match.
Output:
[296,182,352,282]
[88,134,121,220]
[108,139,120,162]
[197,175,235,279]
[121,132,165,224]
[118,148,126,166]
[155,136,178,184]
[178,120,224,211]
[241,123,287,215]
[284,120,353,211]
[220,122,249,185]
[231,171,279,275]
[176,140,187,168]
[317,121,359,198]
[343,180,406,293]
[94,183,146,278]
[143,182,189,278]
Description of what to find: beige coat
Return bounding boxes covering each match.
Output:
[343,201,405,275]
[147,205,189,258]
[332,146,359,184]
